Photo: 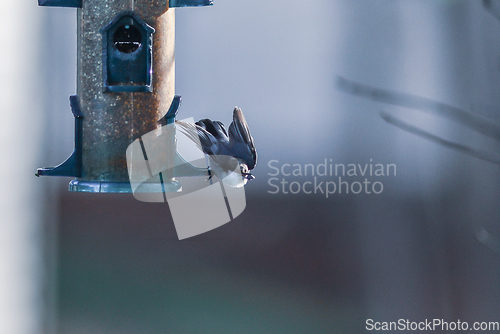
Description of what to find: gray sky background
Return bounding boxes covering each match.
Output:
[36,0,500,197]
[4,1,500,332]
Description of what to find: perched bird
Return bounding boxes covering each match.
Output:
[175,107,257,188]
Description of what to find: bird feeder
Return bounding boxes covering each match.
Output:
[36,0,212,192]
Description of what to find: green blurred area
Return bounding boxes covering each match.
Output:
[56,193,364,333]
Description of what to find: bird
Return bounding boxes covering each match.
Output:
[175,107,257,188]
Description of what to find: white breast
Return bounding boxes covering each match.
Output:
[222,171,247,188]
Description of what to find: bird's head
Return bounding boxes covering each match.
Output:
[240,164,255,180]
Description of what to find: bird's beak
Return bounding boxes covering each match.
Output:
[243,173,255,180]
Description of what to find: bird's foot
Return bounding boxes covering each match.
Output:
[206,167,213,181]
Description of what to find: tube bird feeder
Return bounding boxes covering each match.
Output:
[36,0,212,192]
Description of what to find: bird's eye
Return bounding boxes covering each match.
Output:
[240,165,248,174]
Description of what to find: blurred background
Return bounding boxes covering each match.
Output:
[2,0,500,332]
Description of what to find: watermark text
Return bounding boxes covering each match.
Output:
[366,318,499,331]
[267,159,396,197]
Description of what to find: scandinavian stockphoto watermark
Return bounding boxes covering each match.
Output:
[366,318,500,331]
[267,159,396,197]
[126,119,247,240]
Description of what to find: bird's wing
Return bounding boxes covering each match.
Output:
[228,107,257,170]
[176,120,237,174]
[175,120,219,156]
[196,119,229,140]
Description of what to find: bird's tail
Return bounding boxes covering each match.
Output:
[175,120,205,153]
